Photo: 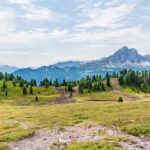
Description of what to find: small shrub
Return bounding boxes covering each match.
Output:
[118,97,123,102]
[35,96,39,102]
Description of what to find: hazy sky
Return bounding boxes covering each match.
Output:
[0,0,150,67]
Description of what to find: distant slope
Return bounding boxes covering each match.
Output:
[13,66,81,83]
[13,46,150,82]
[54,61,82,68]
[0,65,19,73]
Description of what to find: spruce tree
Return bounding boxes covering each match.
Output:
[23,87,27,95]
[54,79,59,87]
[5,90,8,96]
[2,81,7,89]
[29,86,33,94]
[106,76,111,87]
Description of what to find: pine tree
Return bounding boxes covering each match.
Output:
[19,80,24,87]
[35,96,39,102]
[78,84,83,94]
[68,83,73,93]
[2,81,7,89]
[5,90,8,96]
[29,86,33,94]
[54,79,59,87]
[106,76,111,87]
[12,80,16,87]
[23,87,27,95]
[0,72,4,80]
[62,80,67,86]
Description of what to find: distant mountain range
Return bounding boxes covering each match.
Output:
[54,61,82,68]
[145,55,150,61]
[1,46,150,82]
[0,65,19,73]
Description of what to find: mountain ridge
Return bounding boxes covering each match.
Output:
[0,65,19,73]
[12,46,150,82]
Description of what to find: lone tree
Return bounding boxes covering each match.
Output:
[54,79,59,87]
[19,80,24,88]
[2,81,7,89]
[35,96,39,102]
[106,73,111,87]
[12,80,16,87]
[78,84,83,94]
[23,87,27,95]
[118,97,123,102]
[5,90,8,96]
[29,86,33,94]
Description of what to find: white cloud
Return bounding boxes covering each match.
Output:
[0,28,69,44]
[6,0,63,22]
[62,25,150,49]
[142,16,150,19]
[23,7,55,21]
[141,6,150,10]
[0,8,16,33]
[0,0,149,67]
[7,0,32,6]
[76,4,134,29]
[104,0,123,7]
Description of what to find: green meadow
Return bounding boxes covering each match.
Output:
[0,80,150,149]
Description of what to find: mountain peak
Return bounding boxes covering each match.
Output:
[105,46,147,66]
[115,46,138,55]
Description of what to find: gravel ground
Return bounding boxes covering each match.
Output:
[8,122,150,150]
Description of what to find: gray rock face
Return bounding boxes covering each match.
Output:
[104,46,147,65]
[84,46,149,68]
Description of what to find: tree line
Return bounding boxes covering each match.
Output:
[1,68,150,96]
[118,69,150,93]
[0,72,36,96]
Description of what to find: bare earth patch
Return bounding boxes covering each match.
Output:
[8,121,150,150]
[55,88,75,104]
[111,79,141,100]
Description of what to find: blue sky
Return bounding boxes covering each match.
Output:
[0,0,150,67]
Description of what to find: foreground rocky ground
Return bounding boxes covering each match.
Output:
[8,121,150,150]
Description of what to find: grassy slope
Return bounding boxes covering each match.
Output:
[0,81,60,106]
[0,80,150,145]
[75,91,118,102]
[0,101,149,142]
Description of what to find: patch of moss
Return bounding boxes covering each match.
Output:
[0,144,7,150]
[0,129,34,142]
[124,124,150,136]
[64,141,122,150]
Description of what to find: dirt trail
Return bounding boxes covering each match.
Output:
[8,122,150,150]
[111,79,141,100]
[55,88,75,104]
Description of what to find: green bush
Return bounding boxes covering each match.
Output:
[118,97,123,102]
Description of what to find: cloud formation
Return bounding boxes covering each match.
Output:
[0,0,149,67]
